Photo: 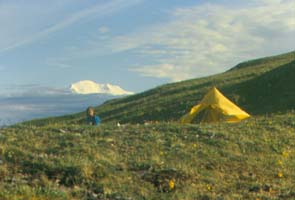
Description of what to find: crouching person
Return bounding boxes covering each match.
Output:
[86,107,101,125]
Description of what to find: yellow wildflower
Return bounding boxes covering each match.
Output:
[277,172,283,178]
[206,184,212,191]
[277,160,283,165]
[282,151,289,158]
[193,144,197,148]
[169,179,175,189]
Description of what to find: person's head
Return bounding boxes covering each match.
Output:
[86,107,95,117]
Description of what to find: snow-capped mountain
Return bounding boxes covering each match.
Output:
[0,81,134,127]
[70,80,134,95]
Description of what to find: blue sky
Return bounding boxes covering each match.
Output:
[0,0,294,95]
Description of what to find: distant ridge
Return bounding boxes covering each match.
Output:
[229,51,295,71]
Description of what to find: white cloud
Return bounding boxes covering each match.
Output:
[46,59,73,69]
[0,0,144,53]
[0,84,70,97]
[0,104,36,112]
[113,0,295,81]
[98,26,110,34]
[55,63,73,69]
[130,64,192,81]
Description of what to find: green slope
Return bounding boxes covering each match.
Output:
[89,51,295,123]
[35,50,294,125]
[225,60,295,114]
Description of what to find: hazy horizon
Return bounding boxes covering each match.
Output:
[0,93,117,126]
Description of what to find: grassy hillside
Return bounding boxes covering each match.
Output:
[26,51,295,125]
[1,51,295,200]
[1,112,294,199]
[225,60,295,114]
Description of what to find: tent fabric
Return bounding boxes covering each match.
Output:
[180,87,250,123]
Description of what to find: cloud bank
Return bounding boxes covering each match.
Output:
[111,0,295,81]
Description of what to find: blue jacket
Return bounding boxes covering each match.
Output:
[87,115,101,125]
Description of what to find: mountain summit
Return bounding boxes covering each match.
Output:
[70,80,134,96]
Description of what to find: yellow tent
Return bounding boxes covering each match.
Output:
[180,87,250,123]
